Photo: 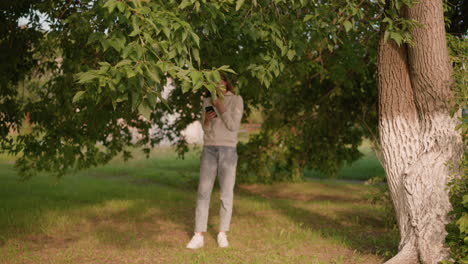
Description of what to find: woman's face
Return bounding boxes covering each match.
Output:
[217,79,228,95]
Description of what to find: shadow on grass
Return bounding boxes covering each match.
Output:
[0,163,198,249]
[0,160,397,259]
[236,186,399,259]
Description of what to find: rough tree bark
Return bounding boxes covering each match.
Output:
[378,1,463,263]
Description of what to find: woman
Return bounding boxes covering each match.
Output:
[186,73,244,249]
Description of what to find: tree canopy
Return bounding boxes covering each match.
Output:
[0,0,464,180]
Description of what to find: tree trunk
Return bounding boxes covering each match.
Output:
[378,1,463,263]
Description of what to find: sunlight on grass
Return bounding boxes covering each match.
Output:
[0,147,397,264]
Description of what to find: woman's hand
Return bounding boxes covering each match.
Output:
[211,98,225,114]
[204,110,217,126]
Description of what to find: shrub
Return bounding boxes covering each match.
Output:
[443,157,468,264]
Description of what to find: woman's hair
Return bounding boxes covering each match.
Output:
[204,72,235,97]
[220,72,235,93]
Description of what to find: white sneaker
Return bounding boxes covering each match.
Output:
[186,234,204,249]
[217,232,229,248]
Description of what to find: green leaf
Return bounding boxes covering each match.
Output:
[130,16,140,37]
[72,91,86,103]
[163,27,171,39]
[167,49,177,59]
[131,91,139,110]
[189,71,203,85]
[143,32,154,44]
[181,80,192,93]
[182,30,189,42]
[286,50,295,61]
[111,99,116,110]
[204,71,221,83]
[263,77,271,88]
[190,32,200,47]
[116,2,125,12]
[343,20,352,32]
[115,94,128,102]
[109,37,126,52]
[218,65,237,74]
[98,62,111,67]
[274,37,284,50]
[205,83,217,99]
[303,14,314,22]
[236,0,245,11]
[177,69,189,79]
[456,213,468,233]
[146,65,161,84]
[129,29,141,37]
[87,32,105,45]
[193,80,203,91]
[140,7,151,15]
[125,67,136,78]
[135,44,144,59]
[115,59,132,68]
[178,0,191,9]
[382,17,393,26]
[192,48,200,66]
[76,72,98,83]
[138,101,151,120]
[103,0,117,13]
[146,92,157,109]
[390,32,403,46]
[384,30,390,42]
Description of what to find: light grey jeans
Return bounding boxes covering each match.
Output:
[195,145,238,232]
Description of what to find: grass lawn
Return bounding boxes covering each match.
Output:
[0,147,398,264]
[304,142,385,181]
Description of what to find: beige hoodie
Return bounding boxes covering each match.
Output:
[201,92,244,147]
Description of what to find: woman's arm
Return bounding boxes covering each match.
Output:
[217,96,244,132]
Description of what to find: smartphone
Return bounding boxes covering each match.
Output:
[205,106,217,118]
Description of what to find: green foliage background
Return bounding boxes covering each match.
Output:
[0,0,466,260]
[444,19,468,263]
[1,0,384,179]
